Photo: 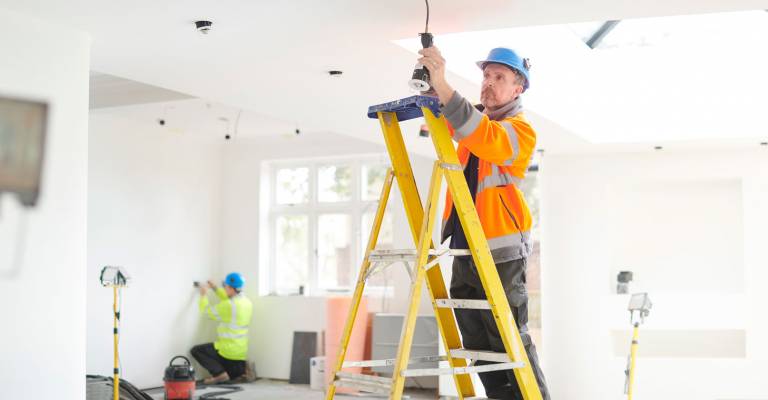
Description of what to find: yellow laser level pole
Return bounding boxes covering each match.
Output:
[625,292,651,399]
[100,266,130,400]
[626,322,640,400]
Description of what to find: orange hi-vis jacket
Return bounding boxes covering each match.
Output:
[440,92,536,263]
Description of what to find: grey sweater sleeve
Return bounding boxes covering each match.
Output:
[439,91,484,140]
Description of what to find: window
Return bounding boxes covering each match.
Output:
[266,156,393,295]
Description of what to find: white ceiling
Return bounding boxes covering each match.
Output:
[3,0,767,154]
[90,72,193,109]
[90,98,303,138]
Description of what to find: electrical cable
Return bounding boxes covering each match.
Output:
[234,109,243,138]
[197,384,244,399]
[408,0,434,91]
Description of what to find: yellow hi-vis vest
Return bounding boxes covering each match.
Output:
[199,288,253,360]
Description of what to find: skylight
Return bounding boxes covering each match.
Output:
[394,10,768,145]
[571,10,768,50]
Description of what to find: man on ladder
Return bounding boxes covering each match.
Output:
[417,45,550,400]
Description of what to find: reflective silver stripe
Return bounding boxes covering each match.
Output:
[218,332,248,339]
[500,121,519,166]
[453,109,483,140]
[230,297,238,325]
[487,231,531,251]
[216,297,248,335]
[476,170,522,194]
[230,297,249,329]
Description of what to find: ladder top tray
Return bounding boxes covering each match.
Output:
[367,95,442,121]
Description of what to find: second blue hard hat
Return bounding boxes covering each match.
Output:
[223,272,245,289]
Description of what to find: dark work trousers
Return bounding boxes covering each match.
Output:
[190,343,245,379]
[450,257,550,400]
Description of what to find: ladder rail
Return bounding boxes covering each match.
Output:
[388,161,443,397]
[325,170,395,400]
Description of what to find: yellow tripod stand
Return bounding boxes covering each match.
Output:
[325,96,543,400]
[625,293,652,400]
[100,266,131,400]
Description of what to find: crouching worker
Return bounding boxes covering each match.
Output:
[191,272,253,384]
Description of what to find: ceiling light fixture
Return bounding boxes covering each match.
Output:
[408,0,433,91]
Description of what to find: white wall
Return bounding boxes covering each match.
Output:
[0,8,90,399]
[541,148,768,400]
[87,109,223,387]
[220,132,441,379]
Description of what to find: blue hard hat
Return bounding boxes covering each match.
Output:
[223,272,245,289]
[476,47,531,91]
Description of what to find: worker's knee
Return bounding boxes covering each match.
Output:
[506,282,528,308]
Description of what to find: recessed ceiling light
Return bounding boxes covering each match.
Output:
[654,146,663,150]
[328,70,343,77]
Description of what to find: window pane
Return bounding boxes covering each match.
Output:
[317,214,352,289]
[276,167,309,204]
[361,211,394,287]
[275,215,308,294]
[318,165,352,202]
[362,164,388,201]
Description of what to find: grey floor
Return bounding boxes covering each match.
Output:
[146,379,438,400]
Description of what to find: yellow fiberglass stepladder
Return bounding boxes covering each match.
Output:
[325,96,543,400]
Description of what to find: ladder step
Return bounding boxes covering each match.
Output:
[368,248,470,262]
[450,349,512,363]
[334,372,392,394]
[401,362,524,377]
[435,299,491,310]
[343,354,445,368]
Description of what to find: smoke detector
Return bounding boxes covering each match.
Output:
[195,20,213,34]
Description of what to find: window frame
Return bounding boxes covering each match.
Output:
[264,154,391,296]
